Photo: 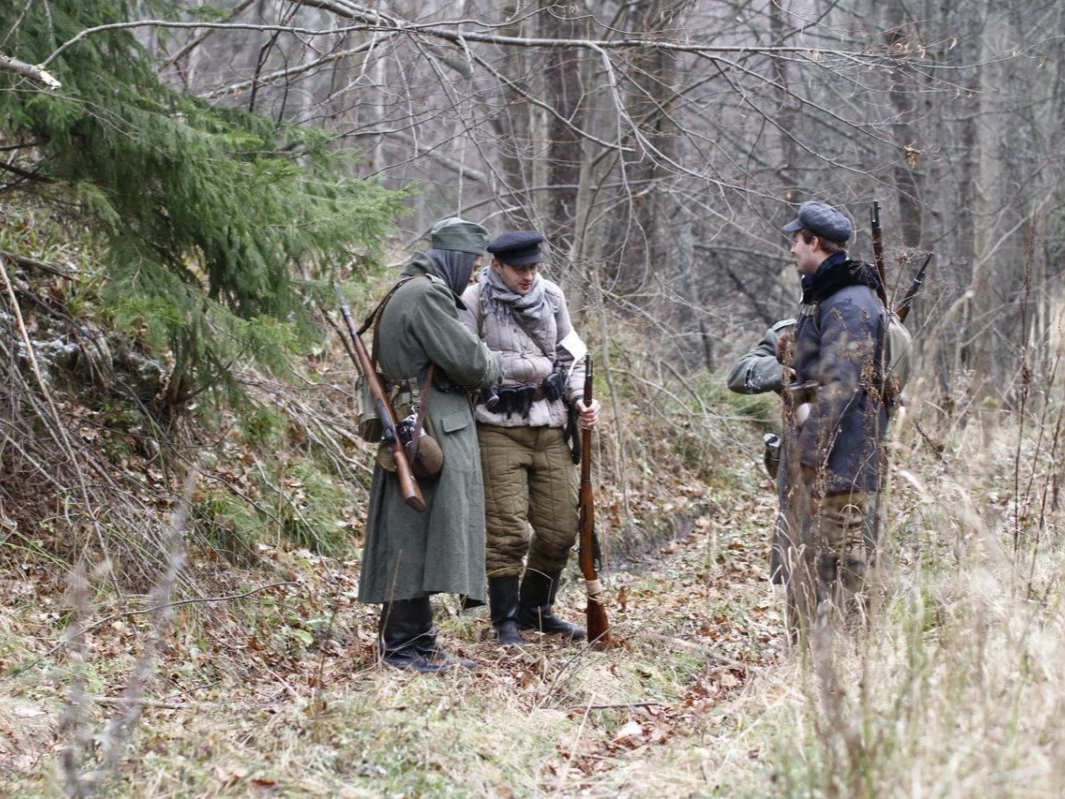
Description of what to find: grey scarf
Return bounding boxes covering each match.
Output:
[480,266,554,356]
[426,248,477,296]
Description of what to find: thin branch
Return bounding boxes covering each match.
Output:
[0,248,78,278]
[201,36,388,99]
[161,0,256,69]
[42,16,891,70]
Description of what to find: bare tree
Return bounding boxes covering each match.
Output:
[33,0,1065,398]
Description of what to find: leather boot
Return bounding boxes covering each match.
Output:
[378,599,449,673]
[409,597,476,669]
[488,576,524,646]
[518,570,585,641]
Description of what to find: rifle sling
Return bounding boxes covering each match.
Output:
[362,276,416,368]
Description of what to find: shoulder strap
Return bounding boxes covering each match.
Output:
[509,305,555,359]
[474,285,485,337]
[360,276,417,369]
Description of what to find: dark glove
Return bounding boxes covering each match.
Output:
[541,367,567,403]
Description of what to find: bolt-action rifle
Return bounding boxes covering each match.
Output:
[871,202,934,321]
[893,252,933,324]
[333,283,425,512]
[577,355,610,646]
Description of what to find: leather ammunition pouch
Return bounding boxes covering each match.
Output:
[479,364,569,419]
[480,384,544,418]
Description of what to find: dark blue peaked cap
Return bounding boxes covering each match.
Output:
[782,201,853,243]
[487,231,545,266]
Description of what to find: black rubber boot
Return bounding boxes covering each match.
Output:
[409,598,476,669]
[378,599,449,673]
[488,576,524,646]
[518,570,586,641]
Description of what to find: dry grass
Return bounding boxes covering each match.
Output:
[0,482,777,797]
[3,259,1063,797]
[668,398,1065,799]
[5,396,1065,798]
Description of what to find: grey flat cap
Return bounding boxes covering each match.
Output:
[781,201,853,243]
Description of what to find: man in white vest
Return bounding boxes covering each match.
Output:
[460,231,600,646]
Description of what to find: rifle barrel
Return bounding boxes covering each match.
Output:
[870,201,889,307]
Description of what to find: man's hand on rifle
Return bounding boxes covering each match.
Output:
[576,398,601,429]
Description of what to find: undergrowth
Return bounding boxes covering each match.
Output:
[4,202,1062,796]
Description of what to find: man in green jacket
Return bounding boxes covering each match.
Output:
[358,217,503,673]
[726,319,796,396]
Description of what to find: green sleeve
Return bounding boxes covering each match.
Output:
[726,327,784,394]
[412,284,501,389]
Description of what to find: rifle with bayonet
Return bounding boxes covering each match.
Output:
[577,355,610,646]
[333,283,425,512]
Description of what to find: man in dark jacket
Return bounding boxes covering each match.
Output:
[780,201,887,632]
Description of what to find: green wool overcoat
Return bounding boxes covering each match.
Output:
[358,254,502,604]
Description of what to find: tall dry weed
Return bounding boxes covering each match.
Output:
[763,380,1065,797]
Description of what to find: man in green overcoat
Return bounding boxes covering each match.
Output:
[358,217,502,673]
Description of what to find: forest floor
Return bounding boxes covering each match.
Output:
[1,452,795,798]
[3,380,1064,798]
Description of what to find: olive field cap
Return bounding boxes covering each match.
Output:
[781,201,853,243]
[430,217,491,254]
[486,231,545,267]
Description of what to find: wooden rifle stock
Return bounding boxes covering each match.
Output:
[577,355,611,646]
[870,201,890,308]
[332,283,425,512]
